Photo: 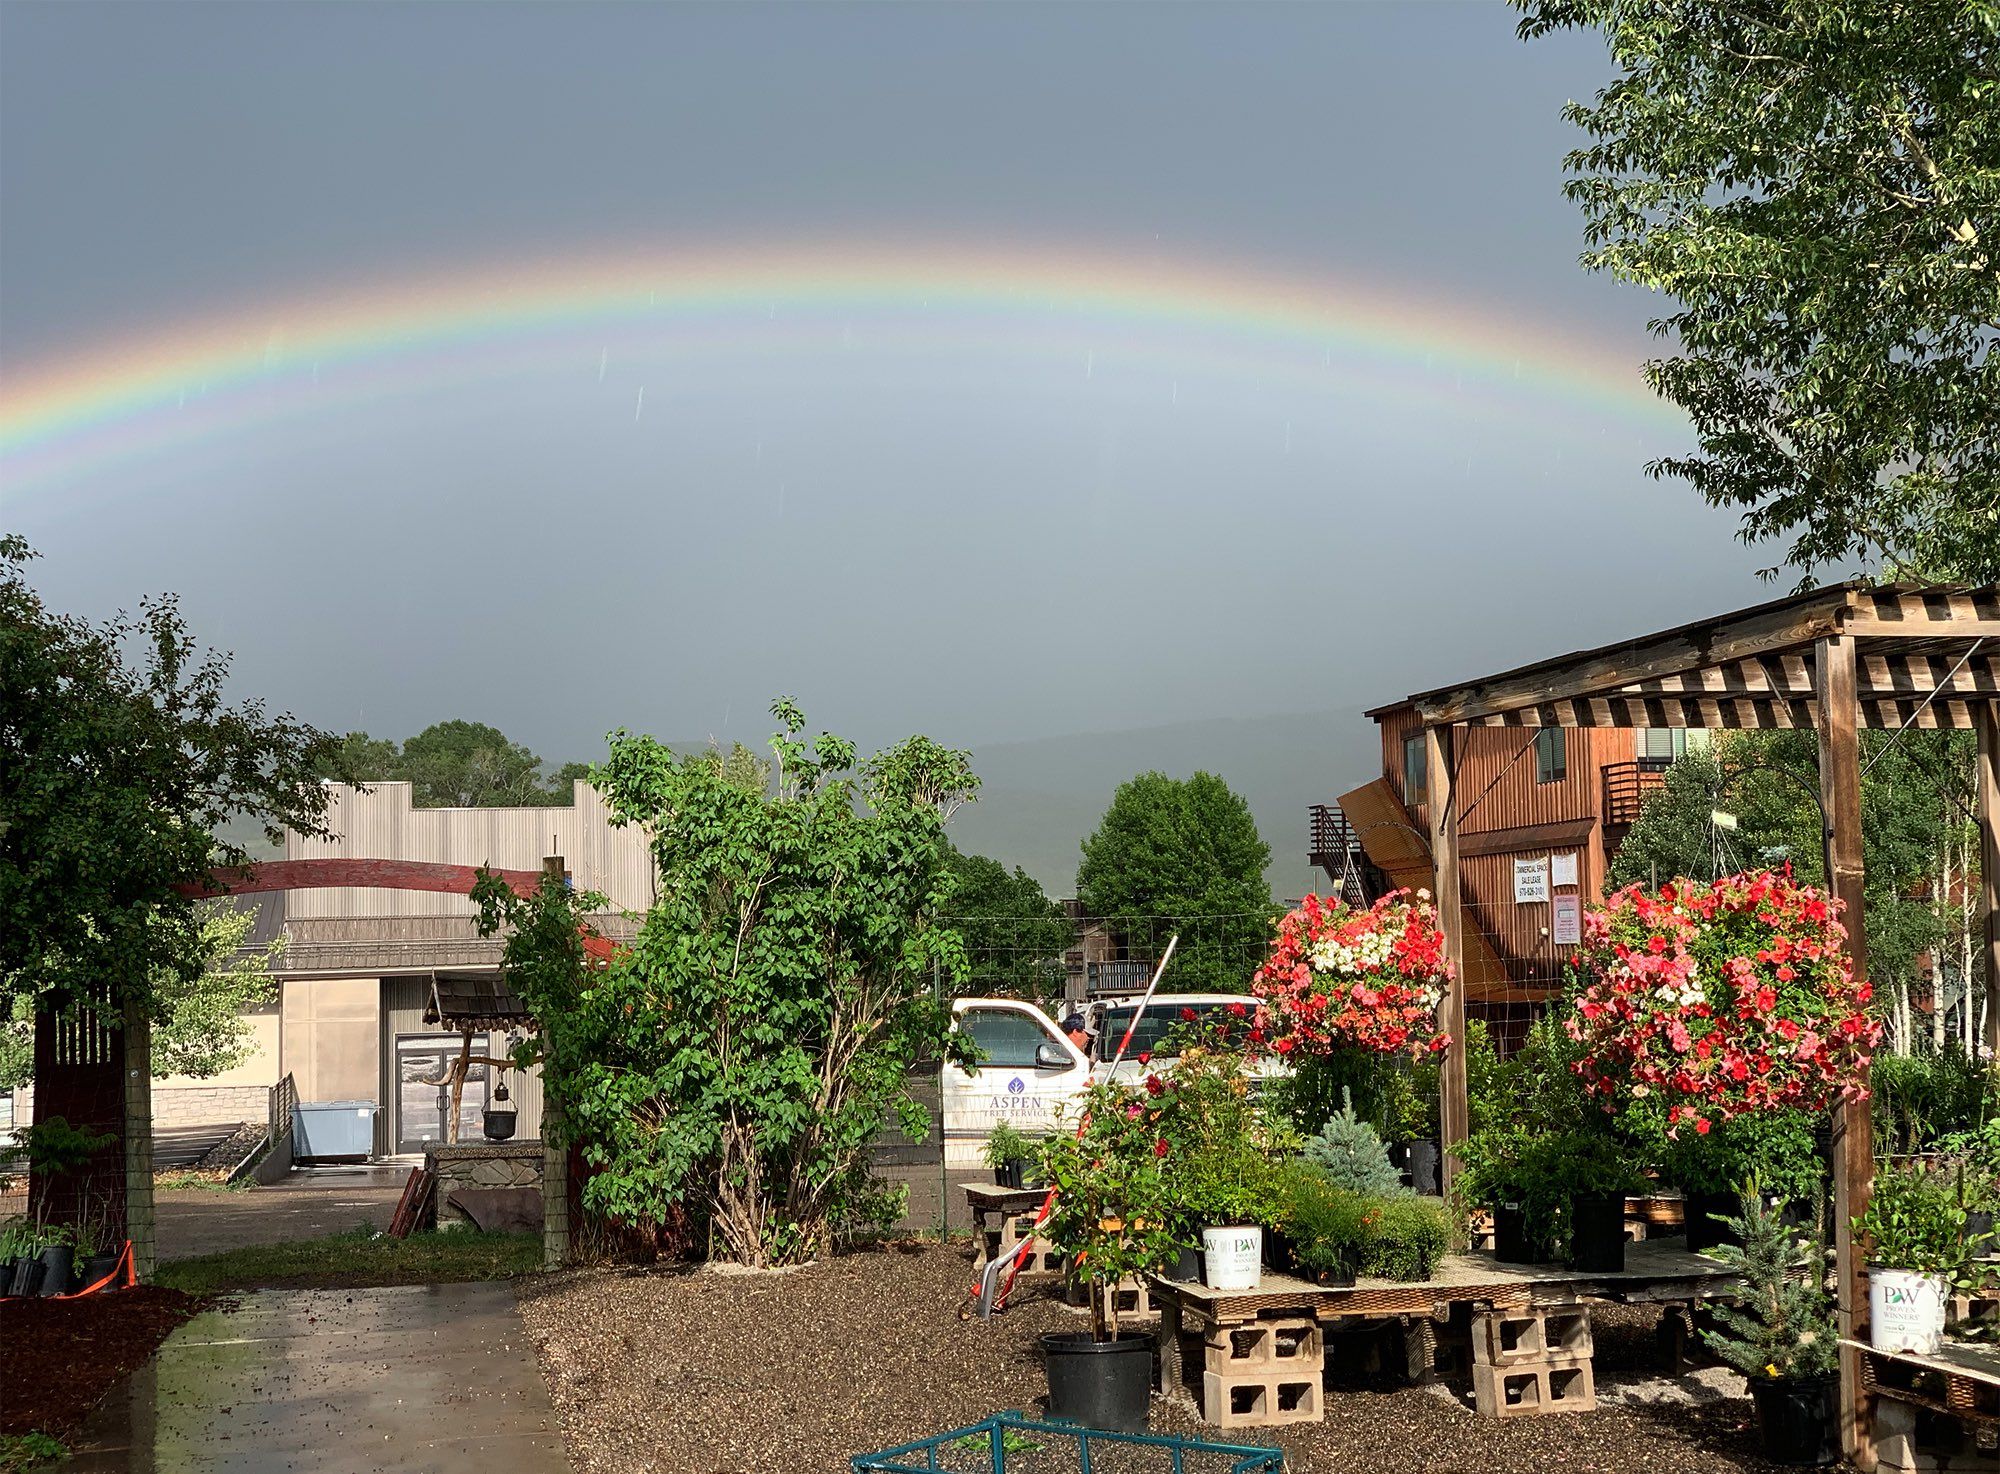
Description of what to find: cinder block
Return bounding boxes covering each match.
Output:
[1472,1356,1596,1418]
[1473,1308,1593,1367]
[1201,1370,1323,1428]
[1205,1317,1320,1372]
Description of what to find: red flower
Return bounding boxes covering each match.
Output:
[1153,1138,1169,1158]
[1136,1051,1151,1065]
[1228,1001,1248,1017]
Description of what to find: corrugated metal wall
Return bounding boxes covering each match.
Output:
[289,782,656,918]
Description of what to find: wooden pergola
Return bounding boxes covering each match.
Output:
[1403,581,1998,1471]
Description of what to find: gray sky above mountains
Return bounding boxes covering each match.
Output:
[2,3,1778,886]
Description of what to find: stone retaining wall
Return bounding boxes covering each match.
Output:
[425,1141,545,1229]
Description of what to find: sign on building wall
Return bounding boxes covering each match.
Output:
[1512,857,1551,904]
[1550,852,1579,888]
[1552,894,1582,945]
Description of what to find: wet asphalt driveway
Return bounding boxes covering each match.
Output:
[61,1282,570,1473]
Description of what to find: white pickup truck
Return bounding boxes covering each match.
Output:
[940,993,1263,1166]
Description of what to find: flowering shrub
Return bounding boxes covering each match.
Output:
[1566,869,1879,1135]
[1250,890,1452,1061]
[1034,1078,1183,1339]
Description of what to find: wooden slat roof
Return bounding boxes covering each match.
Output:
[1404,582,1999,730]
[424,971,534,1031]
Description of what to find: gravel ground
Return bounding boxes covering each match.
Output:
[518,1243,1835,1474]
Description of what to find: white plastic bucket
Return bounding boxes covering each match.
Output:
[1201,1225,1263,1291]
[1869,1268,1948,1355]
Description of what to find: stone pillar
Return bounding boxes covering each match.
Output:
[123,992,156,1282]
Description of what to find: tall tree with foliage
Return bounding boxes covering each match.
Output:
[1076,770,1275,994]
[1,536,345,1019]
[490,702,977,1266]
[328,719,587,806]
[942,846,1075,1002]
[1517,1,2000,581]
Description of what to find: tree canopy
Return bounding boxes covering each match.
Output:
[481,702,977,1266]
[1517,0,2000,581]
[1,536,344,1017]
[328,720,590,807]
[1076,770,1275,994]
[942,846,1075,1002]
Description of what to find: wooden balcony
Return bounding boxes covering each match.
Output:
[1600,758,1671,843]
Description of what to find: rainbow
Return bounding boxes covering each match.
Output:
[0,240,1678,488]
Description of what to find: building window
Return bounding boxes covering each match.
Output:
[1534,727,1567,784]
[1636,728,1707,765]
[1403,733,1427,805]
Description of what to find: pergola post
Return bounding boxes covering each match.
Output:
[1816,634,1874,1472]
[1424,723,1470,1196]
[539,854,571,1271]
[1977,703,1999,1059]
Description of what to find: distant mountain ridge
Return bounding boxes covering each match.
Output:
[942,708,1375,901]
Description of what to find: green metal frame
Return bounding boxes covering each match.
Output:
[851,1411,1286,1473]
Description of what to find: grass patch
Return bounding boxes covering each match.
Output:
[155,1225,541,1295]
[0,1432,65,1472]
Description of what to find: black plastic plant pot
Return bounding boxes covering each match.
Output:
[10,1256,43,1298]
[1306,1258,1357,1288]
[1966,1209,1995,1245]
[1749,1374,1838,1466]
[1568,1193,1627,1273]
[80,1254,121,1292]
[1493,1205,1534,1264]
[1404,1141,1442,1197]
[481,1108,518,1142]
[36,1245,74,1297]
[1262,1230,1297,1276]
[1685,1191,1742,1253]
[1162,1245,1203,1284]
[1041,1331,1155,1433]
[993,1161,1023,1189]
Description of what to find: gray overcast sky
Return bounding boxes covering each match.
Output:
[0,2,1775,883]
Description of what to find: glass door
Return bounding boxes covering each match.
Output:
[393,1033,488,1153]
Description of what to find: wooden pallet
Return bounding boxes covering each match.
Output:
[387,1165,435,1239]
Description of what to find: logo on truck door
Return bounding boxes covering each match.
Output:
[1006,1076,1025,1094]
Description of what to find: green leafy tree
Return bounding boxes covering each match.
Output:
[0,535,344,1020]
[1076,771,1275,994]
[2,905,278,1088]
[328,719,589,806]
[1517,0,2000,581]
[943,847,1075,1002]
[492,702,977,1267]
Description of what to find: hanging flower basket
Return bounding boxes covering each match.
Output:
[1566,869,1879,1134]
[1250,889,1452,1061]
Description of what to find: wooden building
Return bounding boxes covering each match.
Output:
[1313,705,1704,1043]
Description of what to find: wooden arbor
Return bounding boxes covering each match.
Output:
[1403,581,1999,1471]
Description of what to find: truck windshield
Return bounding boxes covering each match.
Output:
[1095,1002,1244,1062]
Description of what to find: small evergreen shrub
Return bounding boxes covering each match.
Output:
[1703,1189,1837,1381]
[1302,1088,1406,1197]
[1354,1194,1453,1281]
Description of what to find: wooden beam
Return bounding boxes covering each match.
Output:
[1817,635,1876,1472]
[1411,589,1856,725]
[1978,703,2000,1059]
[1424,725,1469,1199]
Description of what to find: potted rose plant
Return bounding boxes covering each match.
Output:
[1153,1034,1287,1289]
[1704,1189,1840,1465]
[1033,1078,1180,1433]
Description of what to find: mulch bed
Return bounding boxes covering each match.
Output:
[517,1242,1822,1474]
[0,1287,209,1440]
